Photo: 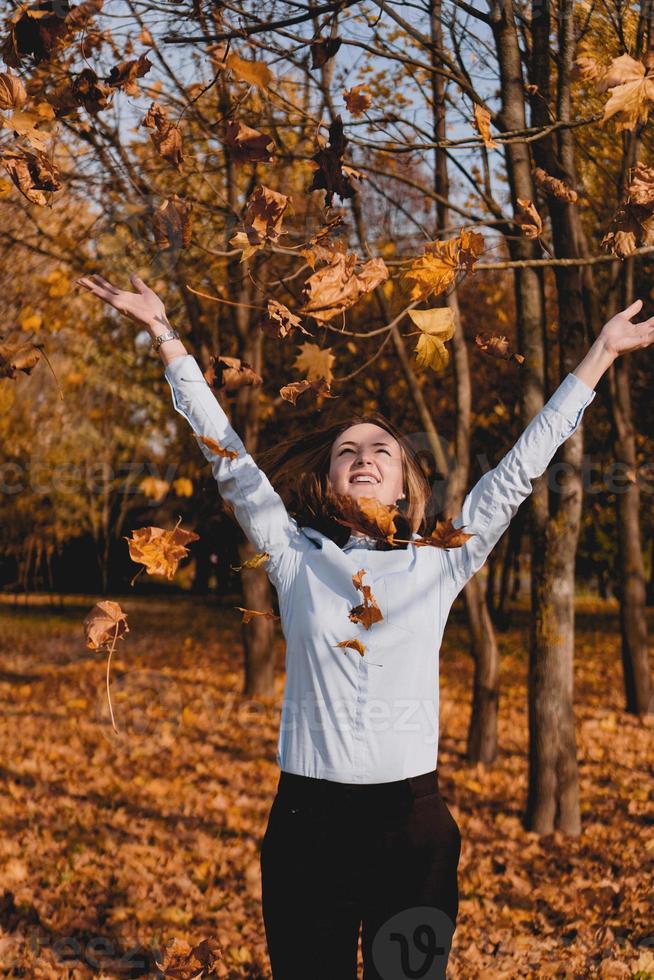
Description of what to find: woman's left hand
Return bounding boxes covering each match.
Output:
[599,299,654,358]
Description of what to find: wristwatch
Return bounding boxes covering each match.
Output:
[151,328,180,352]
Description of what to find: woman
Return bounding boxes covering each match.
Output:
[75,272,654,979]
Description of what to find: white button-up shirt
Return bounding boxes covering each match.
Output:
[164,354,596,784]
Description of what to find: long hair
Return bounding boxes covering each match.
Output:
[254,410,433,550]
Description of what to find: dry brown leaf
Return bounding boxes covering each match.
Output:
[602,163,654,257]
[83,600,129,650]
[412,517,476,550]
[70,67,114,115]
[516,198,542,238]
[222,119,273,164]
[195,435,239,460]
[279,377,338,405]
[571,54,603,82]
[300,252,388,323]
[0,148,61,206]
[332,494,400,542]
[533,166,578,203]
[475,331,525,364]
[125,518,200,582]
[152,194,193,250]
[242,184,289,246]
[141,101,184,170]
[0,2,74,67]
[334,638,366,656]
[235,606,280,623]
[207,354,262,391]
[349,568,384,630]
[473,104,497,148]
[0,70,27,109]
[292,342,335,384]
[156,935,223,979]
[0,336,44,379]
[259,299,310,339]
[308,115,356,206]
[596,54,654,132]
[106,52,152,96]
[344,84,372,116]
[310,35,342,69]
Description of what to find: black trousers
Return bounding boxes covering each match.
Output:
[260,768,461,979]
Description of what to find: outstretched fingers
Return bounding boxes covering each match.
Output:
[622,298,644,320]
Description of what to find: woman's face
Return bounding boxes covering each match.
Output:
[328,422,405,507]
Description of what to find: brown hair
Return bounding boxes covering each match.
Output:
[255,411,432,549]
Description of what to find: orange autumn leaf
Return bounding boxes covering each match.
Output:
[349,568,384,630]
[515,198,542,239]
[231,552,271,572]
[334,637,367,656]
[344,84,372,116]
[234,606,280,623]
[403,230,484,301]
[596,53,654,132]
[412,517,477,550]
[206,355,262,391]
[155,936,224,978]
[333,494,400,542]
[473,104,497,148]
[0,336,44,379]
[195,435,239,460]
[0,148,61,206]
[106,52,152,96]
[0,70,27,109]
[225,52,273,91]
[152,194,193,250]
[300,252,388,323]
[259,299,310,339]
[124,516,200,583]
[83,600,130,651]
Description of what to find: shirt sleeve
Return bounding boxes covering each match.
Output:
[163,353,303,591]
[443,371,597,598]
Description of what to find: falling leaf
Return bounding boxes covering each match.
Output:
[0,2,73,67]
[402,238,458,300]
[0,148,61,206]
[225,52,273,91]
[172,477,193,497]
[532,166,578,203]
[0,336,44,379]
[105,52,152,96]
[332,493,400,542]
[473,104,497,148]
[571,54,603,82]
[222,119,273,164]
[596,53,654,132]
[70,67,114,114]
[515,198,542,238]
[152,194,193,250]
[0,70,27,109]
[83,599,130,734]
[310,36,342,69]
[335,638,366,656]
[206,354,262,391]
[195,435,239,460]
[235,606,280,623]
[279,377,338,405]
[241,184,289,247]
[349,568,384,629]
[413,517,476,549]
[602,162,654,257]
[408,307,456,373]
[344,84,372,116]
[259,299,310,339]
[308,115,356,206]
[141,101,184,170]
[475,332,525,364]
[125,518,200,582]
[293,342,335,385]
[300,252,388,323]
[1,107,54,152]
[231,552,270,572]
[139,475,169,501]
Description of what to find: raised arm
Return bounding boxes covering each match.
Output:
[443,298,654,599]
[74,272,303,590]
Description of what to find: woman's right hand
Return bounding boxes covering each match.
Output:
[74,272,169,335]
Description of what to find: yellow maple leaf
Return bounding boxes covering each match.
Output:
[225,53,273,91]
[409,307,455,374]
[597,54,654,132]
[402,238,459,300]
[293,342,335,384]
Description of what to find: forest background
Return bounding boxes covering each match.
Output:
[0,0,653,976]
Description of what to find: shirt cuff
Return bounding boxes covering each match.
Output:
[546,371,596,424]
[163,353,207,387]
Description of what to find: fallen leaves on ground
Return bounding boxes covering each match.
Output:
[0,595,651,976]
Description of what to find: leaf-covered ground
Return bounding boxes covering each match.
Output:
[0,593,652,978]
